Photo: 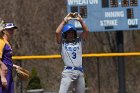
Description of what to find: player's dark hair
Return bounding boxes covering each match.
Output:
[0,31,4,38]
[63,30,77,39]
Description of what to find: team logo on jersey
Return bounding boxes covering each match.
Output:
[64,43,79,52]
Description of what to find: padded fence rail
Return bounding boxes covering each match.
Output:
[12,52,140,60]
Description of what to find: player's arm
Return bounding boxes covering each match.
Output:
[0,40,8,87]
[55,20,66,44]
[76,14,89,40]
[0,42,7,78]
[0,60,7,77]
[56,13,73,44]
[0,60,8,87]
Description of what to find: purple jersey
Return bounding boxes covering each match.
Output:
[0,38,14,93]
[0,38,13,69]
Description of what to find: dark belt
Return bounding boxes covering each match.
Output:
[65,66,83,72]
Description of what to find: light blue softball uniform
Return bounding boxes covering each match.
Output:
[59,37,85,93]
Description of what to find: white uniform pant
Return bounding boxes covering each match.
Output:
[59,69,85,93]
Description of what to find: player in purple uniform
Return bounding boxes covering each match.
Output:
[56,13,89,93]
[0,23,19,93]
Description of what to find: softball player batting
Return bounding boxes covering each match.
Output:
[56,13,89,93]
[0,22,18,93]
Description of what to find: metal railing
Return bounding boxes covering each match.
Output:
[13,52,140,60]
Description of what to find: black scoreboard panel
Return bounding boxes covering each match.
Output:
[67,0,140,32]
[130,0,138,6]
[127,8,134,19]
[79,6,87,18]
[102,0,109,8]
[110,0,118,7]
[70,6,78,13]
[122,0,129,7]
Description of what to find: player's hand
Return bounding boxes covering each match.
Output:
[13,64,20,69]
[1,63,8,75]
[76,13,83,22]
[1,77,7,87]
[64,13,73,22]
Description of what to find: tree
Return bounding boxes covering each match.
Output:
[27,68,42,89]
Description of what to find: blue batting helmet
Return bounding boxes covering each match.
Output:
[62,24,76,33]
[62,24,77,39]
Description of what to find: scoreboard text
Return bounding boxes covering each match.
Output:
[67,0,140,32]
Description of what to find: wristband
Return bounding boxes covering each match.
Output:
[64,18,68,23]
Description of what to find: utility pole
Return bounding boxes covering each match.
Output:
[116,31,126,93]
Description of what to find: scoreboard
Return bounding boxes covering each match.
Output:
[67,0,140,32]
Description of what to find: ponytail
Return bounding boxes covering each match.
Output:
[0,31,3,38]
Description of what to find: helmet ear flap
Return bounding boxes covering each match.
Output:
[62,32,66,39]
[74,31,77,39]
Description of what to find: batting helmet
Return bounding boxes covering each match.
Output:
[62,24,76,33]
[62,24,77,38]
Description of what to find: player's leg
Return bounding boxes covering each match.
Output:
[75,73,85,93]
[59,76,73,93]
[59,71,73,93]
[2,69,14,93]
